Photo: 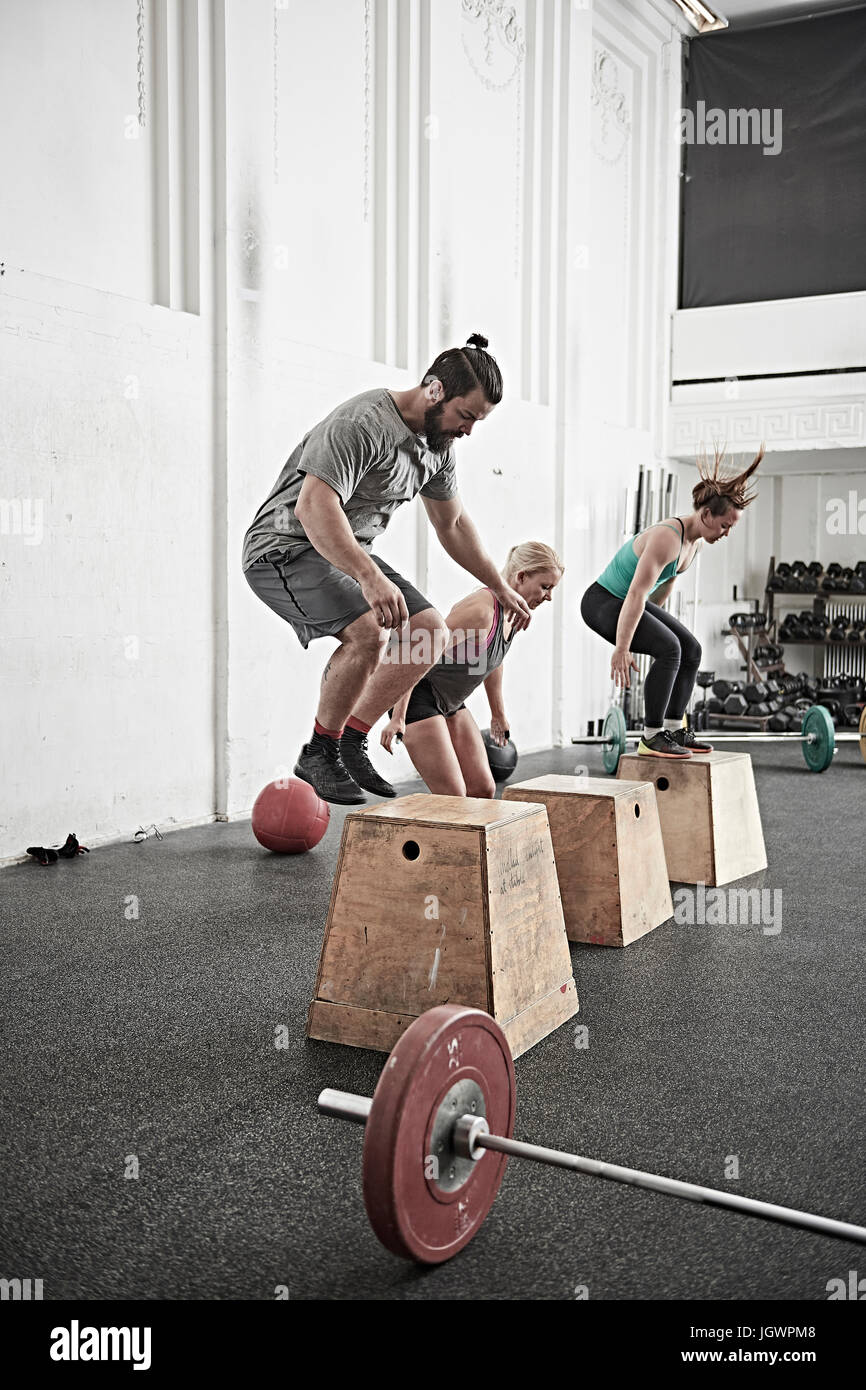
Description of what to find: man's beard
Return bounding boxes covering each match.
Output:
[422,401,455,456]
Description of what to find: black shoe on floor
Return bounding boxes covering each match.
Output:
[294,737,367,805]
[340,728,397,797]
[636,730,692,759]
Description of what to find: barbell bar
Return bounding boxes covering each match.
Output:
[317,1004,866,1265]
[572,703,866,774]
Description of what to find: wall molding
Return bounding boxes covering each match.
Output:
[460,0,525,91]
[591,47,631,166]
[669,401,866,455]
[372,0,431,373]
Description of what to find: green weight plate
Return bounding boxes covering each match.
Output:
[602,705,627,775]
[801,704,835,773]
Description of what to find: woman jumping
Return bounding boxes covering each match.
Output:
[581,448,762,759]
[380,542,563,795]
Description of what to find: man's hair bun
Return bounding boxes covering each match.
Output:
[422,333,503,405]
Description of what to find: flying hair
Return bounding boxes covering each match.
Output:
[692,444,764,516]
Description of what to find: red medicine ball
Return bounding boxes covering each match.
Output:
[251,777,330,853]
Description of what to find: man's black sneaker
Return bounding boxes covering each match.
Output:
[294,737,367,805]
[672,727,713,753]
[340,728,397,798]
[636,730,692,759]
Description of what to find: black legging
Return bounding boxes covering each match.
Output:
[581,581,702,726]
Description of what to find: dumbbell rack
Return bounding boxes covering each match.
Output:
[823,599,866,686]
[766,557,866,676]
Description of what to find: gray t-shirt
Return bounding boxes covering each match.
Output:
[242,389,458,570]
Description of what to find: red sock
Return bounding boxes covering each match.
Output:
[345,716,372,736]
[314,719,344,740]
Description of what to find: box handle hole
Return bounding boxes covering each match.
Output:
[402,840,421,861]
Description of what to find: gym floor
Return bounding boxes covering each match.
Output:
[2,741,863,1302]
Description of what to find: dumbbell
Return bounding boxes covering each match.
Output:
[713,679,742,701]
[743,682,769,705]
[724,693,749,717]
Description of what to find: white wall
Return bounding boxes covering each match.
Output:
[0,0,155,303]
[0,273,215,854]
[1,0,687,862]
[1,0,216,862]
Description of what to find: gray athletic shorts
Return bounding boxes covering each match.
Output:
[244,544,433,649]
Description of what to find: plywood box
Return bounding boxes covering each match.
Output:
[307,794,578,1058]
[503,775,672,946]
[617,751,767,886]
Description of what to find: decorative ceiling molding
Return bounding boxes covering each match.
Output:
[669,401,866,455]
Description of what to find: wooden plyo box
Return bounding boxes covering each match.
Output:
[617,751,767,887]
[503,775,673,946]
[307,794,578,1059]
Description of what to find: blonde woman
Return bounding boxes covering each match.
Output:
[381,543,563,796]
[581,448,762,758]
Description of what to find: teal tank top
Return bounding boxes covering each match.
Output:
[597,521,684,599]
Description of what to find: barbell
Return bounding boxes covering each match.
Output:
[318,1004,866,1265]
[572,704,866,774]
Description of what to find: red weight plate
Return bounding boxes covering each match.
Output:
[362,1005,516,1263]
